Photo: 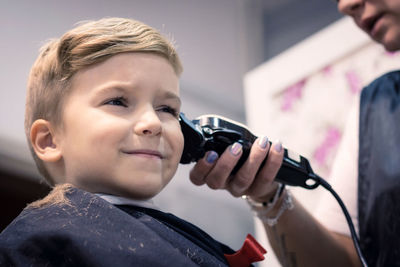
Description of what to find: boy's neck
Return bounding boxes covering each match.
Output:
[96,193,158,210]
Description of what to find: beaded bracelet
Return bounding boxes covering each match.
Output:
[244,184,294,226]
[260,190,294,226]
[243,183,284,213]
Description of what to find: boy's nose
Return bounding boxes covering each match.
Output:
[133,108,162,136]
[338,0,364,17]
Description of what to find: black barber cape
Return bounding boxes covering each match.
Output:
[0,187,236,266]
[358,70,400,266]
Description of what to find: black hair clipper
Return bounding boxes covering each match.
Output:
[179,113,321,189]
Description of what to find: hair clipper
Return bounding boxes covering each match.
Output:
[179,113,321,189]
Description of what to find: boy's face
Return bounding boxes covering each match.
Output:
[338,0,400,51]
[56,53,183,199]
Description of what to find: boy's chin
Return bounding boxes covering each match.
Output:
[121,190,161,200]
[108,184,165,200]
[77,181,164,201]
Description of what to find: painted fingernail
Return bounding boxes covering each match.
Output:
[258,136,269,149]
[230,142,243,156]
[206,151,218,164]
[274,140,282,153]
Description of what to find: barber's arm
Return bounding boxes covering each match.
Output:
[189,138,361,267]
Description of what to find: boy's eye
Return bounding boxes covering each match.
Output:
[158,105,179,118]
[104,97,127,107]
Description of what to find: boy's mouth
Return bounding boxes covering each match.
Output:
[122,149,163,159]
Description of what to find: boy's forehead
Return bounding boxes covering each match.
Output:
[74,53,175,77]
[69,53,180,98]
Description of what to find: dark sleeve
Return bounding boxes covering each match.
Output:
[0,224,95,267]
[0,205,200,267]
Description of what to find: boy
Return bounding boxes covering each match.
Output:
[0,17,268,266]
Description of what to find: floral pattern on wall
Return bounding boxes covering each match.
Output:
[260,45,400,178]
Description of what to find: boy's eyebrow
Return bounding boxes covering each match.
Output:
[93,84,127,97]
[93,83,181,104]
[160,91,181,105]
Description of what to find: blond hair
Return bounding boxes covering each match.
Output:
[28,183,74,209]
[25,17,183,184]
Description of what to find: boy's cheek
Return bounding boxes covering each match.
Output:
[165,119,184,153]
[176,131,185,157]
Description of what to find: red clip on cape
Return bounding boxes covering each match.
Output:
[224,234,267,267]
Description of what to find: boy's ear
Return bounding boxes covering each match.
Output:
[30,119,62,163]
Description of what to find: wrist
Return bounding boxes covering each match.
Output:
[249,182,282,204]
[263,189,294,226]
[243,183,285,214]
[244,185,294,227]
[247,183,285,204]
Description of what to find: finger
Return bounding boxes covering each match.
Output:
[204,142,242,190]
[247,140,284,199]
[228,136,270,197]
[189,151,219,186]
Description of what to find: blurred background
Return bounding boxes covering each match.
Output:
[0,0,347,265]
